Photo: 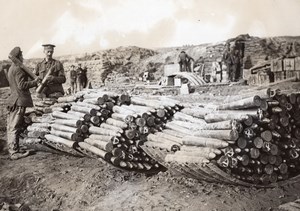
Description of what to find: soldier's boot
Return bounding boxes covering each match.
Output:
[9,150,30,160]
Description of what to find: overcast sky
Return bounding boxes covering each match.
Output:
[0,0,300,60]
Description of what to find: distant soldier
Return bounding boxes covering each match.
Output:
[178,51,194,72]
[187,56,195,72]
[231,49,241,82]
[223,43,238,82]
[82,66,88,88]
[76,63,85,91]
[7,47,41,159]
[34,44,66,98]
[283,42,296,58]
[222,43,232,73]
[69,65,77,94]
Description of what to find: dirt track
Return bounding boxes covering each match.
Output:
[1,132,300,211]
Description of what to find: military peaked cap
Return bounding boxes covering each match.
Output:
[42,44,56,51]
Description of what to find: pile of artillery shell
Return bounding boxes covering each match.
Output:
[32,95,62,114]
[23,97,58,125]
[161,87,300,186]
[105,96,183,171]
[22,89,167,172]
[166,89,300,186]
[22,87,300,186]
[214,89,300,185]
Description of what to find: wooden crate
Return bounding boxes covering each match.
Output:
[247,74,258,85]
[174,78,182,87]
[258,72,269,85]
[243,68,251,80]
[271,59,283,72]
[296,70,300,80]
[295,57,300,71]
[286,70,295,79]
[274,71,285,82]
[283,58,295,71]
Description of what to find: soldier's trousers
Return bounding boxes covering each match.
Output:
[229,65,237,82]
[7,105,26,155]
[179,62,188,72]
[77,80,84,91]
[71,81,77,93]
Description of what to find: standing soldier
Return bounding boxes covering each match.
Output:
[34,44,66,98]
[222,43,232,81]
[186,55,195,72]
[7,47,41,159]
[178,51,194,72]
[76,63,85,91]
[82,66,88,88]
[230,49,241,82]
[69,65,77,94]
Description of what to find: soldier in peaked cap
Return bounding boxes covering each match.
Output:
[34,44,66,98]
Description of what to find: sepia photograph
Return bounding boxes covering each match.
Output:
[1,0,300,210]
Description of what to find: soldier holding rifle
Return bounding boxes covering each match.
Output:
[6,47,41,160]
[34,44,66,98]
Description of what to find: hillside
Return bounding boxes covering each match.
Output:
[59,34,300,87]
[1,34,300,89]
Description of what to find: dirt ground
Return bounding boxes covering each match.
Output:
[1,86,300,211]
[1,137,300,211]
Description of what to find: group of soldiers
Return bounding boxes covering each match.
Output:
[178,46,243,83]
[222,42,243,82]
[178,51,194,72]
[5,44,74,160]
[69,63,88,94]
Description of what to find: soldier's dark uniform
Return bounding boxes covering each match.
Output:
[82,67,88,88]
[34,44,66,97]
[178,51,194,72]
[7,47,38,158]
[76,64,85,91]
[226,50,241,82]
[69,65,77,94]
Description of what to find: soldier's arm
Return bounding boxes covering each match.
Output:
[187,55,194,61]
[52,62,66,84]
[34,64,40,77]
[178,55,181,63]
[16,67,38,90]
